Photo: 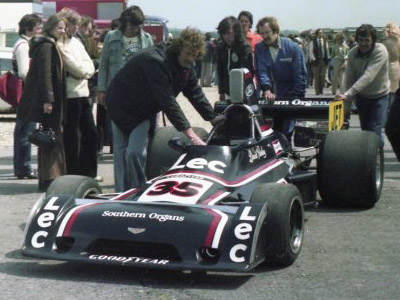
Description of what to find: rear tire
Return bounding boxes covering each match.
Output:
[318,130,384,208]
[145,126,208,179]
[46,175,102,198]
[251,183,304,267]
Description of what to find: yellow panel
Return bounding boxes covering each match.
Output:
[328,101,344,131]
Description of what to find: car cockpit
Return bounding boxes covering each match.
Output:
[207,68,270,148]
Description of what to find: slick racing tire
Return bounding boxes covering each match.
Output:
[145,126,208,180]
[251,183,304,267]
[46,175,102,198]
[318,130,384,208]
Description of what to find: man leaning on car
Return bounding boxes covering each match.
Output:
[105,27,224,192]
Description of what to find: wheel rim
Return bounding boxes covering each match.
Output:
[80,188,101,199]
[289,197,304,254]
[375,148,383,193]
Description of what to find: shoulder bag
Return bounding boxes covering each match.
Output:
[0,71,23,107]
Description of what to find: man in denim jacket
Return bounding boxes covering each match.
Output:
[97,6,153,102]
[97,5,154,190]
[96,6,153,156]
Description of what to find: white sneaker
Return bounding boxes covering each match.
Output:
[94,175,103,182]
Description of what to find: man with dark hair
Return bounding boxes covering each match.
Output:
[13,14,42,179]
[216,16,254,101]
[337,24,389,143]
[255,16,307,140]
[97,5,153,158]
[310,28,329,95]
[119,5,145,31]
[97,5,152,98]
[18,14,42,36]
[105,27,223,192]
[238,10,262,53]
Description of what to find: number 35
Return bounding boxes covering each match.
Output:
[146,181,203,197]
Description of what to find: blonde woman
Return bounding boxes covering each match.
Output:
[331,32,349,95]
[383,22,400,108]
[57,8,98,179]
[17,14,67,191]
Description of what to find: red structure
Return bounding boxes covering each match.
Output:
[41,0,127,23]
[41,0,169,43]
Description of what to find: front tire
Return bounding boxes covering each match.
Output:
[251,183,304,267]
[46,175,102,198]
[318,130,384,208]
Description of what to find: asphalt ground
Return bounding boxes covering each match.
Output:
[0,86,400,300]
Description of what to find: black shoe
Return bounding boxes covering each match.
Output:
[17,172,37,179]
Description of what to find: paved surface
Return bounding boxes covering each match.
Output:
[1,86,400,300]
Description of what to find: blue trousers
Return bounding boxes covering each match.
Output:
[112,119,150,192]
[13,118,36,176]
[356,94,388,145]
[386,91,400,162]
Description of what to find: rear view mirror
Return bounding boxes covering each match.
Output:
[168,137,186,153]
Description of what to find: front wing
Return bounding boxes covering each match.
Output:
[22,194,269,272]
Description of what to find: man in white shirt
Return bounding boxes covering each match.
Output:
[13,14,42,179]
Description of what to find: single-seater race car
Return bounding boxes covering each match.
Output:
[22,69,383,272]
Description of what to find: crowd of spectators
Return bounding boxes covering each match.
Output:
[14,9,102,191]
[7,5,400,192]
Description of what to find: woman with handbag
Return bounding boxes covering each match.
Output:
[12,14,42,180]
[17,14,67,192]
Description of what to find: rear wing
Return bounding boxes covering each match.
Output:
[258,98,345,131]
[215,98,345,132]
[218,68,346,132]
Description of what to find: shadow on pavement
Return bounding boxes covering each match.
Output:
[0,181,39,195]
[305,204,371,214]
[0,155,13,166]
[2,249,252,290]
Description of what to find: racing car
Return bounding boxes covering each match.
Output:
[21,69,383,272]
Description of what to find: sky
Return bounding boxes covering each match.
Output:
[129,0,400,32]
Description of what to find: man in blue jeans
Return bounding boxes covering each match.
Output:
[386,88,400,162]
[336,24,389,144]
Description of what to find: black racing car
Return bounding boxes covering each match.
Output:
[21,69,383,272]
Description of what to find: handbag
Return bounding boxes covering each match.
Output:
[28,125,57,148]
[0,71,23,107]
